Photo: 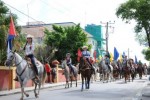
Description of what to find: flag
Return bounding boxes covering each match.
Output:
[93,50,96,61]
[114,47,119,61]
[119,53,123,62]
[109,52,113,62]
[7,16,16,54]
[135,55,138,64]
[77,48,82,62]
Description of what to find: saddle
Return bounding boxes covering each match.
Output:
[25,56,40,67]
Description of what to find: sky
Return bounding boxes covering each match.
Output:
[2,0,149,64]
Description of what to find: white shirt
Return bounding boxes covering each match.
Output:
[25,43,35,55]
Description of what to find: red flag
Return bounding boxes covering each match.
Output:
[93,50,96,61]
[9,16,16,36]
[77,48,82,62]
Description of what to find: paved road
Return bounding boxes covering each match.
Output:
[0,76,149,100]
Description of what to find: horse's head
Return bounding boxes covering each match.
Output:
[61,60,67,69]
[5,50,16,67]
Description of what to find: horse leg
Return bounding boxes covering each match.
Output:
[37,82,41,95]
[20,79,29,100]
[34,83,38,98]
[81,77,84,91]
[70,77,72,87]
[75,77,77,87]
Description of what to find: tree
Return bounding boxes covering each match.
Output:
[116,0,150,47]
[142,48,150,61]
[44,24,88,63]
[0,0,22,65]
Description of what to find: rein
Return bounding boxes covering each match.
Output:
[16,64,28,77]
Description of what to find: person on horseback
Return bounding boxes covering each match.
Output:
[104,52,111,72]
[78,45,95,74]
[122,55,128,67]
[14,34,39,81]
[66,53,75,75]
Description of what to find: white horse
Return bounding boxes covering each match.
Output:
[61,60,78,88]
[98,58,113,83]
[5,51,46,100]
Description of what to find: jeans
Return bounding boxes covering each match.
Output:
[27,54,38,76]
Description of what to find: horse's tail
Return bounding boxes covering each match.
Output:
[42,65,47,85]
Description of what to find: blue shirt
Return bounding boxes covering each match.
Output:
[82,50,90,58]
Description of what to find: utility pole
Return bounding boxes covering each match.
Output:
[100,21,115,52]
[127,48,132,59]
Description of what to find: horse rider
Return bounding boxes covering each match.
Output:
[104,52,111,72]
[78,45,95,74]
[14,34,39,81]
[122,55,128,68]
[66,53,75,75]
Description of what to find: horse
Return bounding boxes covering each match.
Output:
[61,60,78,88]
[128,59,136,82]
[122,60,131,83]
[91,63,98,83]
[98,58,113,83]
[137,63,144,79]
[79,57,93,91]
[5,51,47,100]
[111,60,119,80]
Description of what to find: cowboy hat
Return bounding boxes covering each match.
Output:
[82,46,88,49]
[66,53,71,57]
[26,34,33,39]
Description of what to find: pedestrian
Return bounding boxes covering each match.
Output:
[44,61,51,83]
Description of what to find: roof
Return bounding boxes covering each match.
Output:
[21,22,93,38]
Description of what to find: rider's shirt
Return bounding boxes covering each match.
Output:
[25,43,35,56]
[105,57,110,65]
[82,50,90,59]
[122,58,127,66]
[66,58,72,66]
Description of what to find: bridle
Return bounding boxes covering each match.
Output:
[6,52,23,66]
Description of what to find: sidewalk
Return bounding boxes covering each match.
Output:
[141,81,150,100]
[0,82,67,96]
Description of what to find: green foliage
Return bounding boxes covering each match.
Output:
[44,24,88,63]
[116,0,150,47]
[0,0,22,65]
[142,48,150,61]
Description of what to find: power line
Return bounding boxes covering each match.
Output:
[4,2,41,23]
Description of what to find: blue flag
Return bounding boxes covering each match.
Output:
[135,55,138,64]
[122,52,125,58]
[114,47,119,61]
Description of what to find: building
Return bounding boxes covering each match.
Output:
[85,24,106,59]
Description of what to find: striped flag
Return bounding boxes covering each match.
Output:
[7,16,16,54]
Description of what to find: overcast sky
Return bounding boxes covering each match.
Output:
[2,0,149,64]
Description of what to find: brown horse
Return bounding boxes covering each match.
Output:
[122,60,131,83]
[79,57,93,91]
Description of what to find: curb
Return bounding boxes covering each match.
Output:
[0,82,80,96]
[0,81,82,96]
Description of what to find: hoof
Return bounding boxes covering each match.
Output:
[20,98,23,100]
[26,94,29,97]
[35,94,39,98]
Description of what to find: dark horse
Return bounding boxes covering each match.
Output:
[122,60,131,83]
[79,57,93,91]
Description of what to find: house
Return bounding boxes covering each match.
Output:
[85,24,106,59]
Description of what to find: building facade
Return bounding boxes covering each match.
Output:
[85,24,106,59]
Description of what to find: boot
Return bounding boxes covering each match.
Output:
[14,76,19,81]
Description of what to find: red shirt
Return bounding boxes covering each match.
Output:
[45,64,51,73]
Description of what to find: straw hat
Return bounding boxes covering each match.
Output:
[82,46,88,49]
[26,34,33,39]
